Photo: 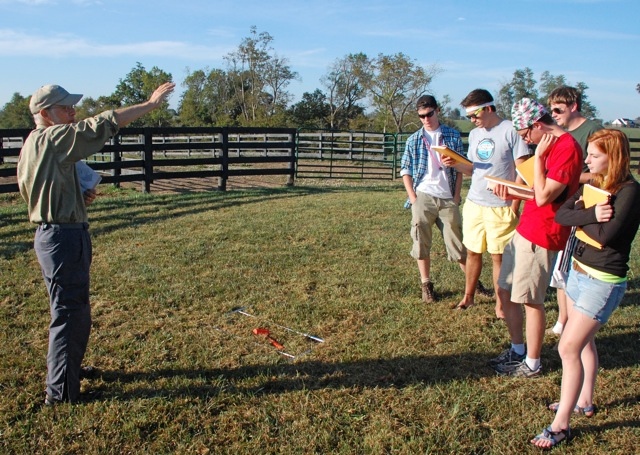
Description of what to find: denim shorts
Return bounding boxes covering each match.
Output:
[565,268,626,324]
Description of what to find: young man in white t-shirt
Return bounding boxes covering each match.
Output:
[400,95,469,303]
[443,89,530,317]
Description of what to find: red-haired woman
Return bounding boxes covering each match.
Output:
[531,129,640,449]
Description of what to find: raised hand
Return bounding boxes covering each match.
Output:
[149,82,175,106]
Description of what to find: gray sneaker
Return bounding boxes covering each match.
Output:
[421,281,436,303]
[488,348,526,367]
[498,361,541,378]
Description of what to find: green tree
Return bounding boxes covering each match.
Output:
[538,72,598,119]
[75,95,121,121]
[538,71,567,102]
[112,62,174,127]
[262,54,299,120]
[224,27,297,126]
[0,93,34,129]
[498,68,600,120]
[321,53,369,129]
[288,90,331,129]
[178,68,239,126]
[437,94,458,128]
[365,52,441,133]
[496,67,538,118]
[573,82,598,119]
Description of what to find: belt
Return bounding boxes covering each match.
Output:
[572,261,592,278]
[39,223,89,230]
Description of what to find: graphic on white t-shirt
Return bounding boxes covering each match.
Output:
[476,138,495,161]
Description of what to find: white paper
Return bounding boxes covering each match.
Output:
[76,160,102,192]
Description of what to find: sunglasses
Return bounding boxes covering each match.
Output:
[466,107,483,120]
[418,110,437,119]
[551,107,565,115]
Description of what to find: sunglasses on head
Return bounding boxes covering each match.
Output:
[418,110,437,119]
[466,107,484,120]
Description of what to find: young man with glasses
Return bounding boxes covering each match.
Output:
[488,98,582,377]
[18,82,175,405]
[546,86,603,339]
[443,89,530,317]
[400,95,469,303]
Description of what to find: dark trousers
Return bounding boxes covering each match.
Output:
[34,223,92,402]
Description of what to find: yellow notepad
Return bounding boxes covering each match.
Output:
[515,155,535,188]
[575,184,611,249]
[431,145,472,166]
[485,175,534,199]
[485,155,535,200]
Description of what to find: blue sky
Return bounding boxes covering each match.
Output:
[1,0,638,122]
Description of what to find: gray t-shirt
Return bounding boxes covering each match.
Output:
[466,119,530,207]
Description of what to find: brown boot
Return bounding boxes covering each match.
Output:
[421,280,436,303]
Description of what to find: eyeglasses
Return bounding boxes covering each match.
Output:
[466,107,484,120]
[519,126,533,142]
[418,110,437,119]
[52,105,76,113]
[551,107,565,115]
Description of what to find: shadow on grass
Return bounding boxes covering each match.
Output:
[86,351,492,403]
[0,184,394,259]
[81,330,639,405]
[574,415,640,439]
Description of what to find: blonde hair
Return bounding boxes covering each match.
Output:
[588,129,631,194]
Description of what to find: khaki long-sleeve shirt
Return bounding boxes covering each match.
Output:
[17,111,119,224]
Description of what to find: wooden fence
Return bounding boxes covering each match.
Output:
[0,127,297,193]
[2,127,640,194]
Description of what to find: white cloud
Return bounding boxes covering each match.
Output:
[0,29,231,60]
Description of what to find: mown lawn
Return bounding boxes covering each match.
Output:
[1,180,638,454]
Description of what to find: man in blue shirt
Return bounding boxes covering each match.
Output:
[400,95,469,303]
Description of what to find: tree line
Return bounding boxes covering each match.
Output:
[0,27,612,133]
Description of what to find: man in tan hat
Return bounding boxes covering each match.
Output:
[18,81,175,405]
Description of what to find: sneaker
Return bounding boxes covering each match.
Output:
[476,280,494,298]
[421,281,436,303]
[488,348,525,367]
[44,395,66,407]
[499,361,541,378]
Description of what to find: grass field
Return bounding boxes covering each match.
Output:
[1,180,639,454]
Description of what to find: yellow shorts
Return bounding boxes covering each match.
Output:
[462,199,518,254]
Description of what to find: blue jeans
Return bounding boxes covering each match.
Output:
[34,223,92,402]
[566,267,626,324]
